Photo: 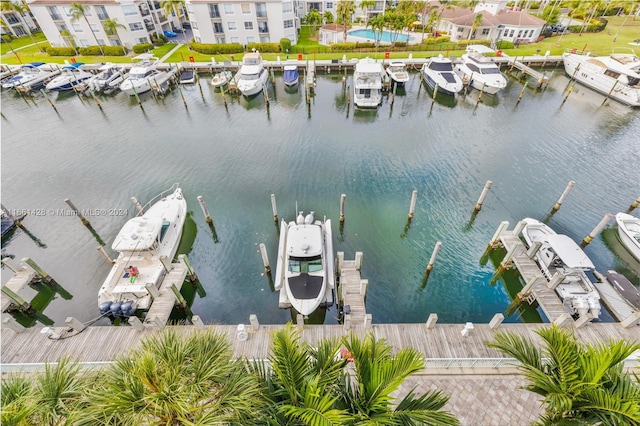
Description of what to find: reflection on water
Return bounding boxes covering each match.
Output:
[2,69,639,327]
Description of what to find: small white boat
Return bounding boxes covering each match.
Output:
[563,49,640,107]
[86,63,127,92]
[274,211,335,316]
[457,45,507,94]
[45,63,93,91]
[235,52,269,97]
[386,61,410,86]
[421,54,464,95]
[283,64,299,87]
[179,68,196,84]
[521,218,601,319]
[119,54,170,96]
[615,212,640,262]
[98,184,187,317]
[2,62,58,90]
[211,70,232,88]
[353,57,385,108]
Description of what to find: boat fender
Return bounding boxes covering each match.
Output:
[110,301,122,315]
[99,302,112,314]
[296,211,304,225]
[305,211,314,224]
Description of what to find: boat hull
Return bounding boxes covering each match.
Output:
[615,213,640,262]
[421,70,463,95]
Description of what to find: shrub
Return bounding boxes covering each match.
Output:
[496,40,514,49]
[455,39,491,48]
[330,42,357,51]
[78,46,103,56]
[189,42,244,54]
[394,41,407,48]
[103,45,128,55]
[46,46,77,56]
[133,43,153,53]
[355,41,375,49]
[153,38,166,46]
[279,38,291,53]
[247,43,280,53]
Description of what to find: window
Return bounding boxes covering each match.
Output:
[517,30,522,37]
[48,6,62,20]
[209,4,220,18]
[244,21,253,30]
[79,39,89,46]
[96,5,108,19]
[256,3,267,17]
[191,21,198,29]
[284,19,293,29]
[129,22,144,31]
[258,22,268,32]
[260,35,269,43]
[241,3,251,14]
[224,3,234,14]
[230,36,239,42]
[213,22,224,32]
[326,2,333,8]
[73,23,83,32]
[481,28,489,35]
[63,6,72,16]
[111,39,122,46]
[309,2,321,12]
[122,4,138,16]
[457,26,463,33]
[227,21,237,30]
[5,13,19,24]
[217,36,225,43]
[136,37,149,44]
[247,36,254,43]
[97,39,106,45]
[282,2,292,13]
[90,23,100,33]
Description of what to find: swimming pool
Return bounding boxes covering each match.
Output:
[348,29,414,43]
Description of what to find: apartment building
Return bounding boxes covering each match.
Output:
[27,0,183,48]
[1,6,39,37]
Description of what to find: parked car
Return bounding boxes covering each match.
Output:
[163,30,177,37]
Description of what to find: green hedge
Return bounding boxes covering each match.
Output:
[133,43,154,53]
[330,42,357,51]
[279,38,291,52]
[247,42,280,53]
[78,46,103,56]
[103,45,128,55]
[189,42,244,54]
[454,39,491,48]
[46,46,77,56]
[496,40,514,49]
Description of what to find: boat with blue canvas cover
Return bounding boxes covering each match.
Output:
[2,62,58,90]
[283,64,299,87]
[45,63,93,91]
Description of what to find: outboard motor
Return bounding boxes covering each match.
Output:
[304,211,314,224]
[296,211,304,225]
[110,301,122,316]
[120,301,137,317]
[99,302,112,315]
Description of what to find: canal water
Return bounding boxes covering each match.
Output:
[2,66,639,327]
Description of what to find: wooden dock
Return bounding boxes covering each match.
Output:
[143,256,190,329]
[498,231,572,325]
[592,271,638,322]
[337,252,368,326]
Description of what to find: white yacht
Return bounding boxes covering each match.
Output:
[1,62,58,90]
[235,52,269,97]
[98,184,187,317]
[457,46,507,94]
[615,212,640,262]
[86,63,127,92]
[521,218,601,319]
[353,57,385,108]
[563,49,640,107]
[386,61,410,86]
[45,63,93,91]
[421,54,463,95]
[274,211,335,316]
[211,70,232,88]
[119,54,170,96]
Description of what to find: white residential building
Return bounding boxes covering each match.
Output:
[1,6,39,37]
[186,0,297,45]
[27,0,184,49]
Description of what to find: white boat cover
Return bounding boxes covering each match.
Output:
[545,234,595,269]
[112,217,163,251]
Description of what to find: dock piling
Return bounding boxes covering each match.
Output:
[526,241,542,259]
[259,243,271,274]
[489,221,509,248]
[340,194,346,223]
[516,82,528,105]
[131,196,145,215]
[39,89,58,113]
[97,246,115,266]
[408,190,418,220]
[627,196,640,213]
[197,195,213,224]
[562,83,575,105]
[547,272,566,290]
[552,180,575,212]
[1,285,30,311]
[426,313,438,329]
[424,241,442,276]
[64,198,90,226]
[179,254,198,282]
[65,317,87,333]
[271,194,278,223]
[169,283,188,309]
[249,314,260,331]
[23,257,53,283]
[191,315,205,329]
[2,317,26,334]
[581,213,613,247]
[128,315,145,331]
[474,180,492,212]
[432,83,438,101]
[296,314,304,330]
[489,313,505,329]
[1,204,22,227]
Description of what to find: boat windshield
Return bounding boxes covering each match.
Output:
[289,255,323,273]
[429,62,453,72]
[240,72,260,80]
[481,67,501,75]
[159,220,170,242]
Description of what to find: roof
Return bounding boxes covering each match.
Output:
[320,23,347,33]
[494,10,545,26]
[441,5,544,28]
[356,59,384,73]
[545,234,595,269]
[30,0,118,4]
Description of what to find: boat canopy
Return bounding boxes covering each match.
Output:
[545,234,595,269]
[112,217,164,251]
[284,67,298,81]
[287,224,323,257]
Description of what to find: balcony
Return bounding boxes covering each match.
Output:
[50,13,63,21]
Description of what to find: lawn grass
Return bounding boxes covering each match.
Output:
[0,32,47,55]
[2,16,638,66]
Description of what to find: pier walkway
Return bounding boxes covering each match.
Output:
[143,256,189,329]
[337,252,368,326]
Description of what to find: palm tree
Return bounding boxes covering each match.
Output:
[306,8,322,36]
[0,0,44,52]
[323,10,334,24]
[69,2,104,55]
[336,0,355,41]
[359,0,376,25]
[249,323,353,424]
[160,0,186,42]
[60,29,78,54]
[339,331,460,425]
[367,14,385,46]
[468,12,482,40]
[102,17,126,54]
[488,324,640,425]
[83,328,265,425]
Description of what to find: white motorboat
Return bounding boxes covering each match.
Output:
[563,49,640,107]
[283,64,299,87]
[274,211,335,316]
[98,184,187,317]
[353,57,385,108]
[2,62,58,90]
[386,61,410,86]
[179,68,196,84]
[605,271,640,310]
[615,212,640,262]
[521,218,601,319]
[45,63,93,91]
[456,46,507,94]
[86,63,127,92]
[119,54,170,96]
[234,52,269,97]
[211,70,232,88]
[421,54,463,95]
